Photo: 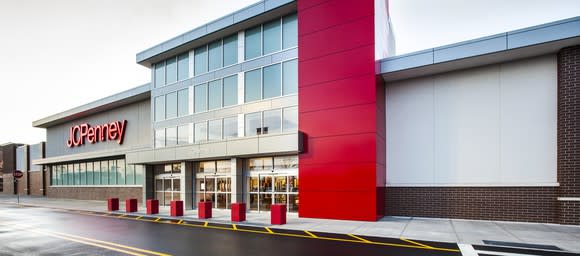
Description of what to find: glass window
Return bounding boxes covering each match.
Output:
[86,162,93,185]
[166,127,177,146]
[245,26,261,60]
[155,129,165,148]
[208,119,222,141]
[154,96,165,121]
[194,46,208,75]
[166,92,177,119]
[117,159,126,185]
[208,80,222,110]
[79,163,86,185]
[223,75,237,107]
[93,162,101,185]
[217,160,231,173]
[263,63,281,99]
[154,61,165,87]
[244,69,261,102]
[263,109,281,134]
[223,116,238,139]
[263,19,281,55]
[166,57,177,84]
[223,34,237,66]
[178,124,190,145]
[248,157,272,171]
[199,161,216,173]
[177,88,189,117]
[135,165,144,185]
[126,164,135,185]
[283,107,298,132]
[245,112,261,136]
[194,122,208,143]
[194,83,208,113]
[61,165,67,185]
[101,161,108,185]
[67,164,73,185]
[208,40,222,71]
[282,14,298,49]
[177,53,189,81]
[74,163,80,185]
[283,59,298,95]
[109,160,116,185]
[274,156,298,169]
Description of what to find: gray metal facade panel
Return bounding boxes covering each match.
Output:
[265,0,293,11]
[233,2,265,24]
[206,15,235,34]
[29,143,43,171]
[183,27,209,43]
[434,34,507,63]
[381,50,434,73]
[508,19,580,49]
[271,47,298,63]
[16,146,27,171]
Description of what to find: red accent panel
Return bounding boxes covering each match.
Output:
[300,163,376,191]
[299,75,376,112]
[300,133,377,165]
[231,203,246,222]
[171,201,184,217]
[297,0,329,11]
[198,201,212,219]
[299,191,377,221]
[125,198,138,213]
[298,0,373,36]
[147,199,159,214]
[299,45,375,87]
[107,198,119,211]
[271,204,287,225]
[300,16,374,61]
[300,104,377,138]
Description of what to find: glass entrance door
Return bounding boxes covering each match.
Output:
[155,176,181,206]
[196,175,231,209]
[248,173,298,212]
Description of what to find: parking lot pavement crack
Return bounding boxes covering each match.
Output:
[449,219,461,243]
[398,217,413,238]
[492,221,524,242]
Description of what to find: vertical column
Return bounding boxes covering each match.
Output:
[181,161,194,209]
[557,45,580,225]
[143,165,154,205]
[297,0,383,221]
[230,158,244,204]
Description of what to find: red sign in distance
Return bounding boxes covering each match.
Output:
[13,170,23,179]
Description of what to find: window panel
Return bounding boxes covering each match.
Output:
[194,122,208,143]
[135,165,144,185]
[208,40,222,71]
[263,109,281,134]
[283,59,298,95]
[245,69,261,102]
[223,75,238,107]
[248,157,273,170]
[178,124,190,145]
[74,164,80,185]
[208,80,222,110]
[79,162,86,185]
[93,162,101,185]
[223,34,237,66]
[199,161,216,173]
[177,88,189,116]
[245,26,261,60]
[166,57,177,84]
[155,129,165,148]
[274,156,298,169]
[245,112,261,136]
[177,53,189,81]
[101,161,108,185]
[166,92,177,119]
[117,159,126,185]
[263,19,281,55]
[154,62,165,87]
[86,162,93,185]
[109,160,116,185]
[126,164,135,185]
[166,127,177,146]
[263,63,281,99]
[223,116,238,139]
[195,83,208,113]
[194,46,208,75]
[282,14,298,49]
[283,107,298,132]
[154,96,165,121]
[208,119,222,141]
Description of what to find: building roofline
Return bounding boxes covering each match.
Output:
[136,0,296,67]
[32,84,151,128]
[379,16,580,82]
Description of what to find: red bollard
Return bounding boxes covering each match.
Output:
[170,200,184,217]
[125,198,138,213]
[107,198,119,211]
[231,203,246,222]
[147,199,159,214]
[198,201,212,219]
[271,204,286,225]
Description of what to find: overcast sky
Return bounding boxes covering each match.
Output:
[1,0,579,145]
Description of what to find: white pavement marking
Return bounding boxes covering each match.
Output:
[458,244,478,256]
[475,250,543,256]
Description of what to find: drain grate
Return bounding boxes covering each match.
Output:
[482,240,562,251]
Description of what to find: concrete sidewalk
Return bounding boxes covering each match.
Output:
[1,195,579,253]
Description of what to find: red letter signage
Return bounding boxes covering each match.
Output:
[66,120,127,148]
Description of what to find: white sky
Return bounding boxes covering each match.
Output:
[1,0,579,145]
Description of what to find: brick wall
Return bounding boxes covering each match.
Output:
[557,45,580,225]
[47,186,143,203]
[28,171,44,196]
[386,187,558,223]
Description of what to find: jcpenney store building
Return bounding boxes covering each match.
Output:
[23,0,580,224]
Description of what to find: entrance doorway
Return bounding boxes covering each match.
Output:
[196,175,232,209]
[155,176,180,206]
[248,173,298,212]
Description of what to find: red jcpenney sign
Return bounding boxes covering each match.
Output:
[67,120,127,147]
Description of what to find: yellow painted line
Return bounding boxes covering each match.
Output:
[51,231,172,256]
[136,216,143,220]
[264,227,274,234]
[348,234,371,243]
[304,230,318,238]
[203,221,208,227]
[154,218,161,222]
[177,220,184,224]
[232,224,237,230]
[401,237,434,249]
[118,214,126,218]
